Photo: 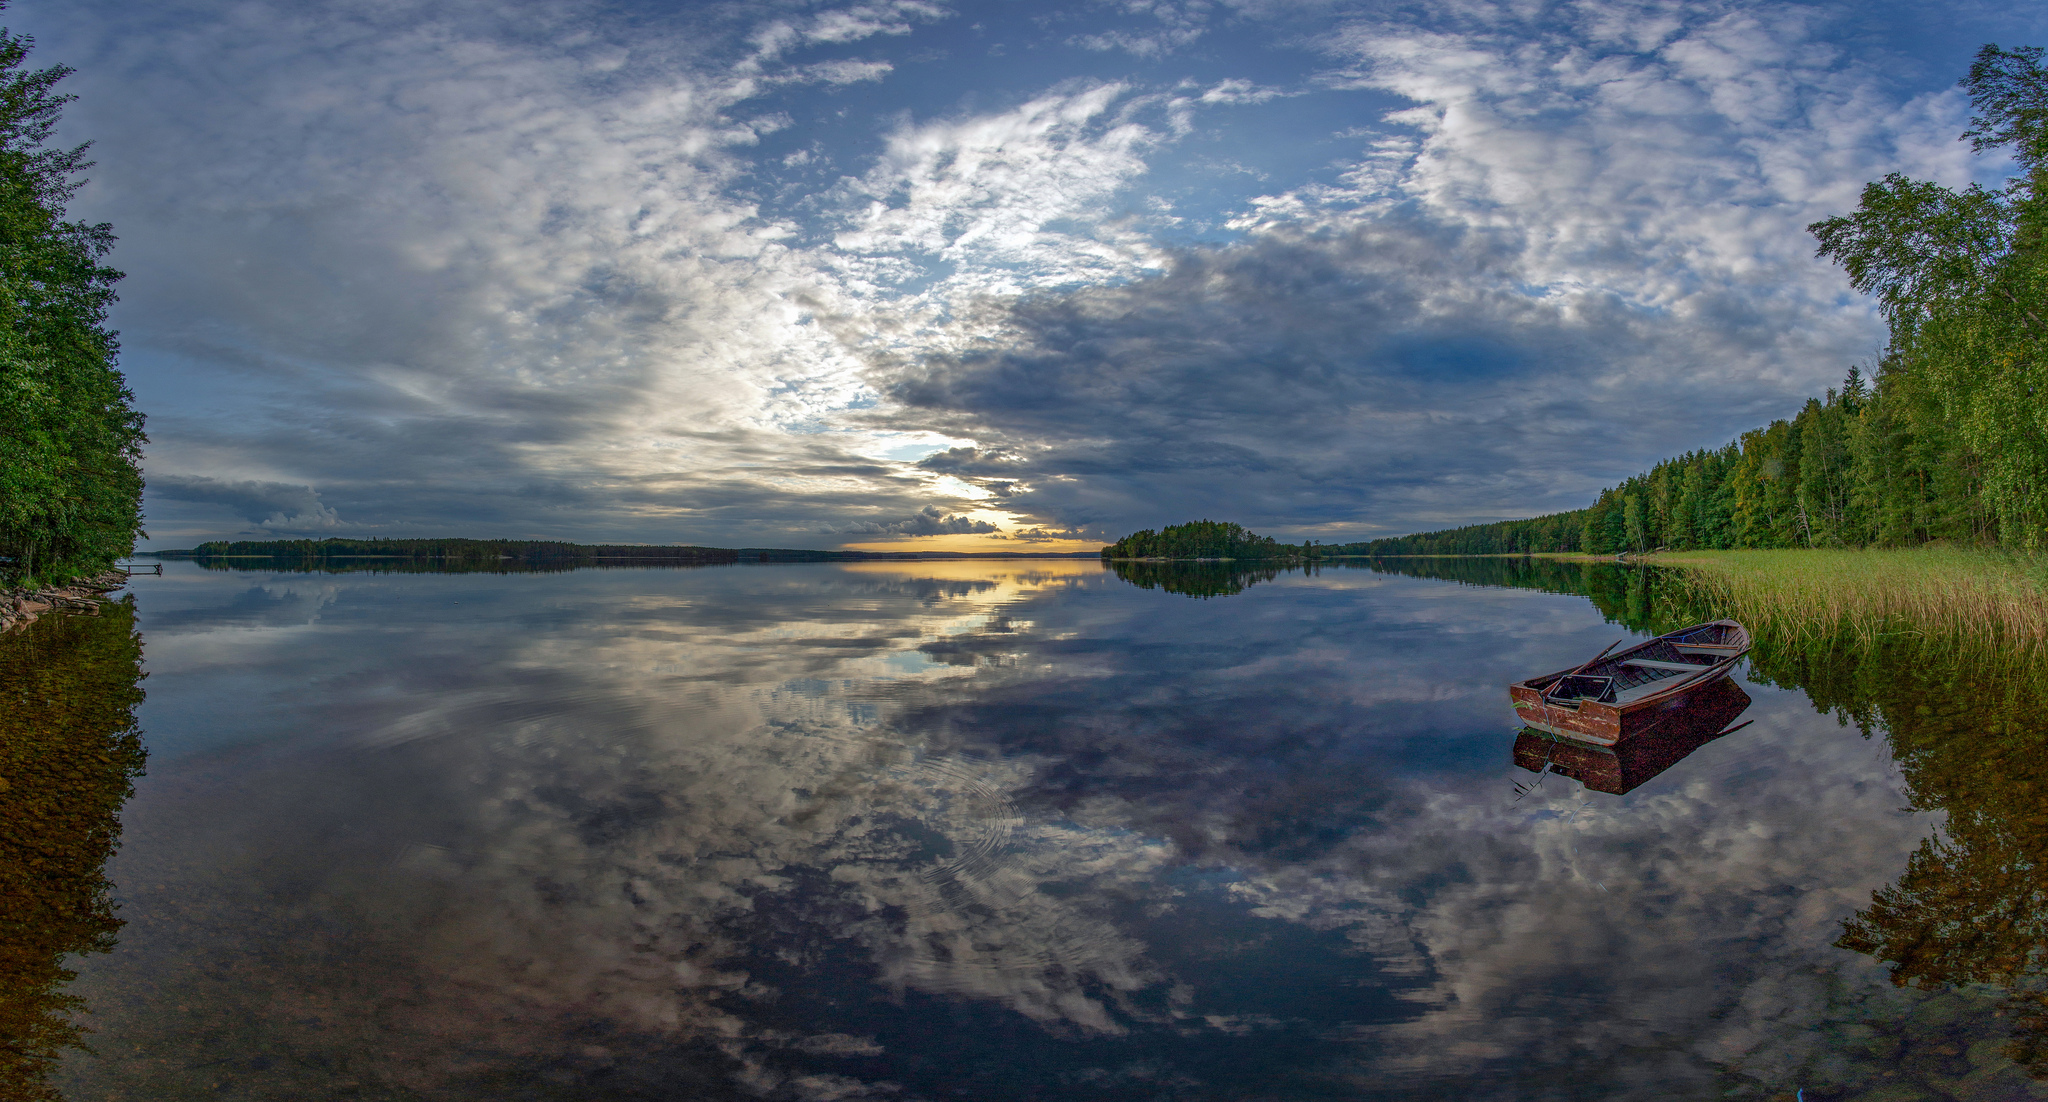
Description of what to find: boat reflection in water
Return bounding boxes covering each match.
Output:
[1513,677,1755,796]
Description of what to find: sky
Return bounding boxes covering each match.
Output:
[15,0,2048,552]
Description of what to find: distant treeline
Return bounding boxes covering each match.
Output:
[157,537,1103,570]
[166,538,741,568]
[1369,46,2048,557]
[1102,520,1331,560]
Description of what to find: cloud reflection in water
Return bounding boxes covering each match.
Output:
[59,561,1989,1100]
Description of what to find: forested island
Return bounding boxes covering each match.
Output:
[1367,46,2048,559]
[1100,520,1334,561]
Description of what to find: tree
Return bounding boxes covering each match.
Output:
[1623,492,1648,554]
[0,12,142,587]
[1811,44,2048,548]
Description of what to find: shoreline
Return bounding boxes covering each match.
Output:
[1479,547,2048,652]
[0,571,129,634]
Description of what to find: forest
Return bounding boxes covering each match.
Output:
[0,21,144,587]
[1363,45,2048,558]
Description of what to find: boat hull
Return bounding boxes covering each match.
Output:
[1508,619,1750,747]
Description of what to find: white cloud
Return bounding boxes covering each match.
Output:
[46,0,980,545]
[1069,0,1213,58]
[830,82,1172,300]
[1303,2,1987,324]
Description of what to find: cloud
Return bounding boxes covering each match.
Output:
[42,0,975,548]
[747,0,948,62]
[21,0,2038,550]
[859,214,1848,539]
[1004,526,1084,541]
[832,504,1000,535]
[829,81,1173,298]
[847,0,2003,539]
[1068,0,1212,58]
[148,473,345,531]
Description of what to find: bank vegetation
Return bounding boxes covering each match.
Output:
[0,19,143,588]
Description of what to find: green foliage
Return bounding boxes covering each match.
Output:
[1102,519,1324,560]
[0,18,142,587]
[1810,42,2048,549]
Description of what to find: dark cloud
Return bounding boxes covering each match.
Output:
[148,474,343,531]
[1004,525,1085,541]
[833,505,999,536]
[867,218,1854,540]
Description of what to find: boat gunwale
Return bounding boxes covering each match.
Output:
[1512,620,1751,718]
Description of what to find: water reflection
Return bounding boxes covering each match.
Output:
[1796,637,2048,1079]
[1106,559,1297,597]
[53,559,2048,1101]
[1514,678,1755,796]
[0,603,146,1102]
[1391,555,2048,1091]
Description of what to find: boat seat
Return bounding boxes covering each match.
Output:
[1620,658,1713,672]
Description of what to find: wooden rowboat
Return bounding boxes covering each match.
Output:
[1508,620,1751,747]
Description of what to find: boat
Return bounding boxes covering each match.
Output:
[1508,620,1751,747]
[1513,678,1753,795]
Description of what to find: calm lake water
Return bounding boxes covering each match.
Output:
[11,557,2048,1101]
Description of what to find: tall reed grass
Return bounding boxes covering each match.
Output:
[1656,548,2048,653]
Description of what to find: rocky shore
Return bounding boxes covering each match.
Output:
[0,570,129,633]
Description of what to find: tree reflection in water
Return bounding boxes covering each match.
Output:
[0,602,146,1102]
[1107,559,1296,598]
[1784,638,2048,1077]
[1363,554,2048,1078]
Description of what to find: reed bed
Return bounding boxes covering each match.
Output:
[1655,548,2048,654]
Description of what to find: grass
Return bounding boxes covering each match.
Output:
[1647,547,2048,652]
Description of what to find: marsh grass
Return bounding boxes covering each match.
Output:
[1654,548,2048,656]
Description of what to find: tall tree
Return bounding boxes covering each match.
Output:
[0,10,142,587]
[1812,44,2048,549]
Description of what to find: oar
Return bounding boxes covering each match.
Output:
[1573,639,1624,674]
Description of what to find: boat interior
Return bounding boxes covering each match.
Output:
[1540,638,1727,707]
[1667,622,1744,652]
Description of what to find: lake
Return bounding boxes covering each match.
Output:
[11,557,2046,1101]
